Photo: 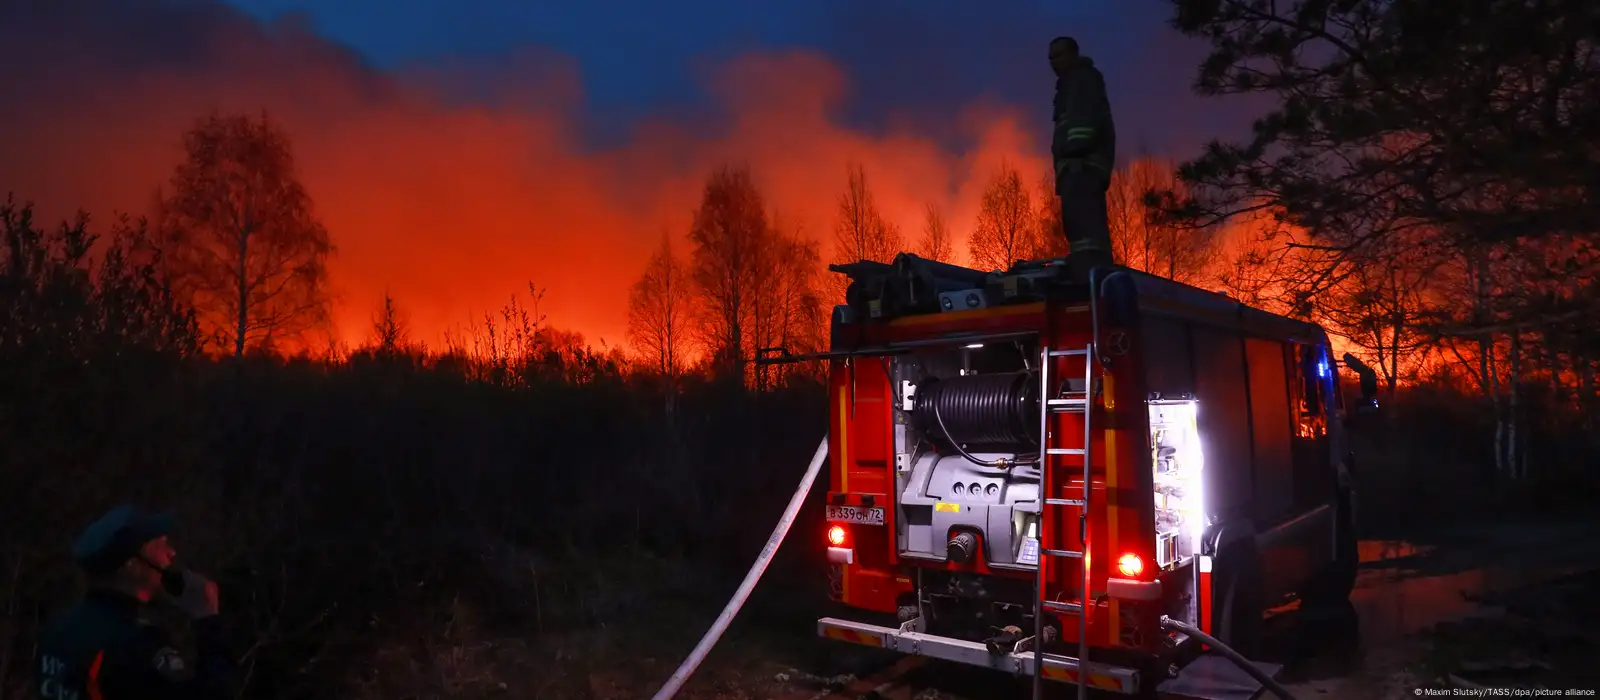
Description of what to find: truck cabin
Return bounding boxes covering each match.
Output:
[764,253,1362,696]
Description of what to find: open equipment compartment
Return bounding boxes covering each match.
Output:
[894,337,1046,569]
[1148,397,1204,571]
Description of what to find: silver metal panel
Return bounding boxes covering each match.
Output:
[898,452,1040,565]
[816,616,1141,694]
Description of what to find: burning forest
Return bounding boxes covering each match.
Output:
[2,0,1598,698]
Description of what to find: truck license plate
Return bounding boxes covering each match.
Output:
[825,505,886,526]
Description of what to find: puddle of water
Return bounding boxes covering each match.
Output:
[1348,536,1600,643]
[1351,566,1503,640]
[1358,539,1436,564]
[1269,536,1583,684]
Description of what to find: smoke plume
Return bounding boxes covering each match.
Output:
[0,0,1238,349]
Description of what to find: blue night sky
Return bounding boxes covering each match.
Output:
[215,0,1252,154]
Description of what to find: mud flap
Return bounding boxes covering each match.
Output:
[1155,652,1284,700]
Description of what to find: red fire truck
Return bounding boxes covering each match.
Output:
[761,254,1367,700]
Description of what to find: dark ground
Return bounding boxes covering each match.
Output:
[1419,564,1600,694]
[624,511,1600,700]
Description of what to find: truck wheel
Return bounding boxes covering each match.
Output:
[1300,487,1357,610]
[1215,558,1263,660]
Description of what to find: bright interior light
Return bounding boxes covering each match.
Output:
[1116,552,1145,578]
[1148,399,1206,569]
[827,525,847,547]
[965,343,984,349]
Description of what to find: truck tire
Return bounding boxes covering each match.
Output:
[1215,552,1264,660]
[1300,486,1357,610]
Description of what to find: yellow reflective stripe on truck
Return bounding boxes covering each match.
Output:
[836,386,851,605]
[821,625,885,647]
[837,388,850,493]
[1040,664,1125,690]
[1103,372,1122,646]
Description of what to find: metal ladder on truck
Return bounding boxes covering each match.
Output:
[1031,341,1095,700]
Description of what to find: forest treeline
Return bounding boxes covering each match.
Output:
[3,1,1598,697]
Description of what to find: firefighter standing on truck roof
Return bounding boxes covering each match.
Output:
[1049,36,1117,277]
[35,505,239,699]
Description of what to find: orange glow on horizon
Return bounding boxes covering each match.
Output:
[5,41,1069,356]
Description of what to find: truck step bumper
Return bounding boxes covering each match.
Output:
[816,616,1140,694]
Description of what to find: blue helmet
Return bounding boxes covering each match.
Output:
[70,505,175,575]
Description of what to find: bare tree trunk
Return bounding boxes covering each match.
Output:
[1486,338,1506,480]
[1508,331,1522,481]
[670,387,678,425]
[1549,346,1564,413]
[1384,266,1402,403]
[235,229,249,358]
[1469,245,1508,480]
[1583,358,1597,437]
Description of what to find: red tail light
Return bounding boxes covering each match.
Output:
[1116,552,1145,578]
[827,525,847,547]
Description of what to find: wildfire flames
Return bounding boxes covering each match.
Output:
[0,1,1259,360]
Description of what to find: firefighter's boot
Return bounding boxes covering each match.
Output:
[1067,249,1113,280]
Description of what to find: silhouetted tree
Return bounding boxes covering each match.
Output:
[1160,0,1600,319]
[474,283,548,386]
[368,290,412,355]
[753,212,826,389]
[829,162,902,296]
[687,164,768,381]
[155,110,334,358]
[627,232,693,381]
[967,161,1035,271]
[1162,0,1600,480]
[1028,174,1069,260]
[831,162,901,262]
[1315,234,1436,397]
[1,195,197,361]
[1108,158,1214,284]
[917,203,953,263]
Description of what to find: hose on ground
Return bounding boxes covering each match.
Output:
[650,434,831,700]
[1158,616,1297,700]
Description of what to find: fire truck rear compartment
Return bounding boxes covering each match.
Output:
[801,257,1322,699]
[894,342,1057,571]
[887,340,1209,645]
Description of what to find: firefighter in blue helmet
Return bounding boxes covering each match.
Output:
[35,505,238,699]
[1049,36,1117,277]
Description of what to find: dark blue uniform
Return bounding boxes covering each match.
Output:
[35,505,238,699]
[1051,52,1117,267]
[37,590,236,699]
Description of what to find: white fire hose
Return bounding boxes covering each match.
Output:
[650,434,830,700]
[1159,616,1298,700]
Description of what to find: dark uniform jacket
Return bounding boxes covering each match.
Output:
[1051,56,1116,186]
[35,589,237,700]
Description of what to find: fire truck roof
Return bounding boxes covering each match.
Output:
[826,253,1328,346]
